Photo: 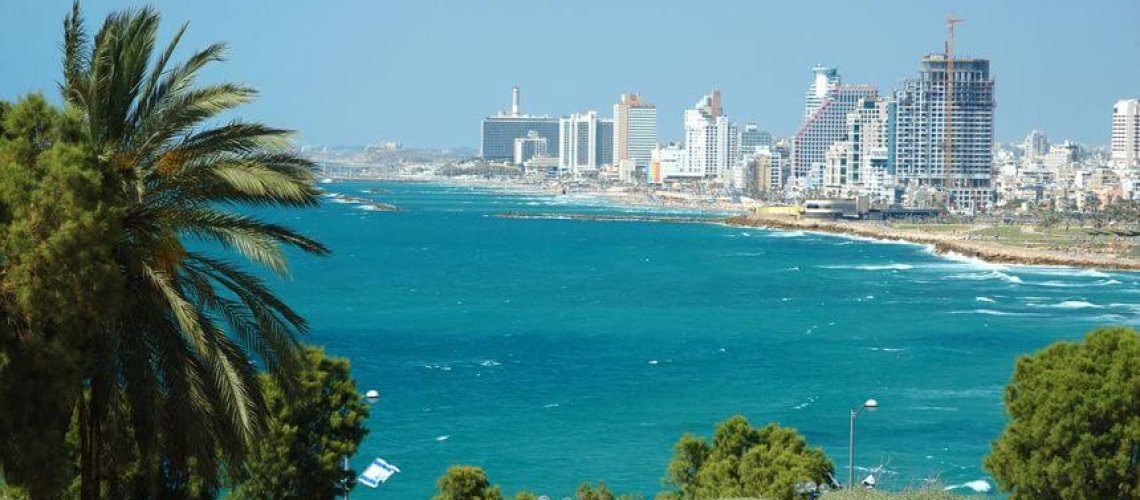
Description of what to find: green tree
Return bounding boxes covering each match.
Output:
[0,94,122,499]
[985,326,1140,499]
[434,466,503,500]
[233,347,370,499]
[660,416,835,500]
[577,481,617,500]
[0,4,328,498]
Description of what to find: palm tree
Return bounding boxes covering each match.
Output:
[61,3,327,496]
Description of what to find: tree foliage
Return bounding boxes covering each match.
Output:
[233,347,370,499]
[660,416,835,500]
[0,93,122,499]
[1,2,328,497]
[985,326,1140,499]
[434,465,504,500]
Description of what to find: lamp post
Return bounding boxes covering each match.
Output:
[848,398,879,490]
[344,389,382,499]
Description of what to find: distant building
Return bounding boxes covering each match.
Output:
[894,54,995,212]
[481,86,559,162]
[612,93,658,178]
[559,111,613,175]
[792,68,878,181]
[648,144,701,184]
[684,89,738,179]
[1023,130,1049,163]
[805,65,841,119]
[823,141,851,193]
[513,130,548,165]
[1044,141,1080,171]
[845,97,896,189]
[750,148,785,196]
[1112,99,1140,170]
[739,123,772,157]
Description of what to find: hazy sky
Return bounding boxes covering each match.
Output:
[2,1,1137,148]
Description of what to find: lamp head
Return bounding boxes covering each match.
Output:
[365,389,380,404]
[863,398,879,410]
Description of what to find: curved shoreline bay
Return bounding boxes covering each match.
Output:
[266,182,1140,498]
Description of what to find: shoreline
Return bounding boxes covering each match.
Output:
[725,213,1140,271]
[329,176,1139,271]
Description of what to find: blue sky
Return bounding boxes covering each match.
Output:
[2,1,1137,148]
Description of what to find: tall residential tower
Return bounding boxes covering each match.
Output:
[684,89,738,179]
[1112,99,1140,170]
[894,55,995,212]
[612,93,658,178]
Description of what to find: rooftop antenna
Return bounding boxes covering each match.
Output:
[944,16,964,209]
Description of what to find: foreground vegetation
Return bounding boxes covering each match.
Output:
[0,3,370,498]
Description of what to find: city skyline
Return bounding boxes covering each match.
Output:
[1,0,1137,147]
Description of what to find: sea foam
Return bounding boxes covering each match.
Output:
[820,263,913,271]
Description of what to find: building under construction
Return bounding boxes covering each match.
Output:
[893,22,995,213]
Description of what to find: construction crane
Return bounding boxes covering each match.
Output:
[944,16,964,209]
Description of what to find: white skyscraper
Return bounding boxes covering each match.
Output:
[559,111,614,175]
[1112,99,1140,170]
[684,89,738,179]
[793,67,878,183]
[805,65,841,119]
[613,93,658,178]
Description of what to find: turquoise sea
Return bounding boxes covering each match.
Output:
[262,181,1140,498]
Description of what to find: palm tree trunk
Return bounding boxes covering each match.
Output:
[79,386,99,500]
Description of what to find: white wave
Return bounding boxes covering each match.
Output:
[820,263,913,271]
[1023,267,1112,278]
[910,406,959,412]
[975,296,997,303]
[1035,279,1121,288]
[1027,300,1104,310]
[949,309,1039,317]
[767,230,805,238]
[479,360,502,367]
[943,272,1026,283]
[944,479,992,493]
[647,359,658,365]
[436,435,450,442]
[867,347,908,352]
[543,403,560,408]
[793,396,818,410]
[938,251,1009,270]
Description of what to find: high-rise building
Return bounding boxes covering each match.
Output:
[845,97,896,188]
[481,86,559,162]
[558,111,613,175]
[805,65,841,119]
[513,130,548,165]
[894,54,995,212]
[739,123,772,157]
[792,72,878,182]
[613,93,658,177]
[1023,130,1049,163]
[1112,99,1140,170]
[684,89,738,179]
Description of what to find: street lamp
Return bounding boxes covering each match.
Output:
[345,389,381,499]
[848,398,878,490]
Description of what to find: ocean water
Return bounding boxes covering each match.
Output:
[260,181,1140,498]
